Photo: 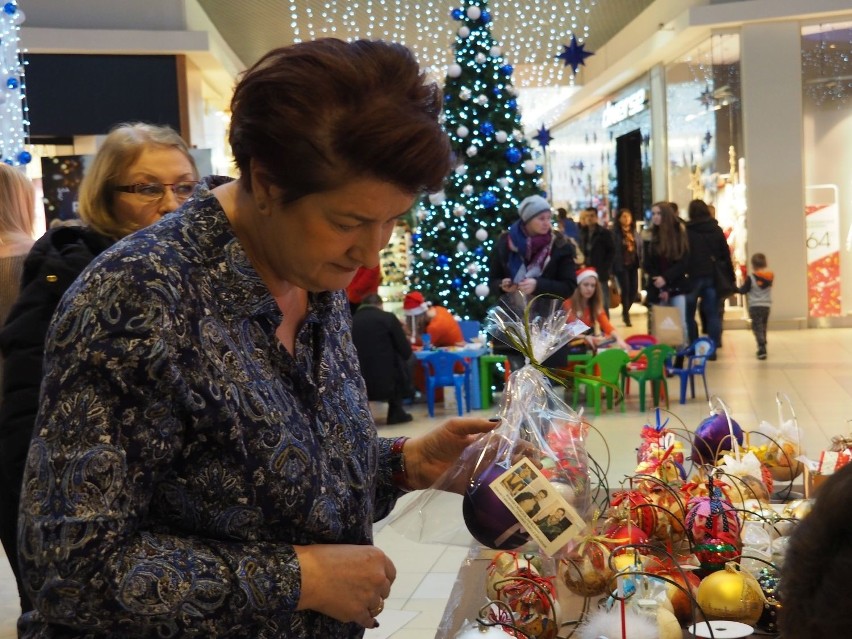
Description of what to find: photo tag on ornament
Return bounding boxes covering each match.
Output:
[489,458,585,556]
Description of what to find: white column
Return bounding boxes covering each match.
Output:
[740,21,808,322]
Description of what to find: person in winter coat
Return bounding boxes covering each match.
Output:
[611,207,642,327]
[0,122,198,616]
[684,199,735,351]
[352,294,414,424]
[643,201,690,345]
[578,206,615,314]
[489,195,577,369]
[736,252,774,360]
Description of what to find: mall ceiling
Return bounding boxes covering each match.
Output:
[196,0,656,87]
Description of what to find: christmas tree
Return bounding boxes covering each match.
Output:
[408,0,543,321]
[0,1,31,166]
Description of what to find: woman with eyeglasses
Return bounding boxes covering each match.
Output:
[0,122,197,616]
[15,40,495,638]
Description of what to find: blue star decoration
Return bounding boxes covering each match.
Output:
[698,85,715,109]
[534,124,552,148]
[556,35,594,74]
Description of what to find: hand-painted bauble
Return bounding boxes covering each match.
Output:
[454,622,514,639]
[493,569,561,639]
[692,412,743,464]
[463,464,528,550]
[657,568,701,624]
[602,523,650,550]
[559,538,612,597]
[609,490,658,539]
[696,562,766,625]
[485,551,541,601]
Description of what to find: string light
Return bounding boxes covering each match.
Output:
[0,0,30,166]
[286,0,597,88]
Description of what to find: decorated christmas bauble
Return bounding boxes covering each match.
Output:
[558,537,612,597]
[755,567,781,633]
[692,412,743,464]
[454,622,514,638]
[485,551,542,601]
[463,464,528,550]
[696,562,766,625]
[656,568,701,624]
[609,490,658,539]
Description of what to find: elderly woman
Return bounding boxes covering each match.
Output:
[0,122,198,617]
[17,40,494,637]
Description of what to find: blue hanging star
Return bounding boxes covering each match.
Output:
[698,85,715,109]
[556,35,594,73]
[534,124,552,148]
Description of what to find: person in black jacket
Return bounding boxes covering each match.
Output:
[684,199,734,352]
[578,206,615,314]
[488,195,577,368]
[611,207,642,327]
[0,122,197,615]
[351,294,414,424]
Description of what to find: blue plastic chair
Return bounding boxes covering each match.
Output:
[421,351,471,417]
[666,337,716,404]
[458,320,482,342]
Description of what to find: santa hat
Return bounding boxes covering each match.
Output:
[403,291,429,316]
[576,267,598,285]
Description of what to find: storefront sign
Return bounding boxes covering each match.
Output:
[602,88,647,128]
[805,184,841,317]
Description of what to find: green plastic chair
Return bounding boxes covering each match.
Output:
[624,344,676,412]
[572,349,630,415]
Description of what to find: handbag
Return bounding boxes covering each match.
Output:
[608,277,622,309]
[712,256,736,298]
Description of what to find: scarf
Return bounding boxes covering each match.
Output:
[621,222,636,265]
[507,220,553,282]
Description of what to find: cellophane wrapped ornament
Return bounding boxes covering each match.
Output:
[756,392,804,482]
[387,295,594,559]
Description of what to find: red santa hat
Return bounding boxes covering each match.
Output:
[403,291,429,316]
[576,267,599,285]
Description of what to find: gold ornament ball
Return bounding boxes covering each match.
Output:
[696,563,766,626]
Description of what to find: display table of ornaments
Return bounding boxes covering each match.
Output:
[434,399,825,639]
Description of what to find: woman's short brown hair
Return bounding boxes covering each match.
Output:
[228,38,452,201]
[78,122,197,239]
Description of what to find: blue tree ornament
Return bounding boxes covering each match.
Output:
[479,191,497,208]
[475,247,485,256]
[480,122,494,136]
[451,7,463,20]
[500,64,514,76]
[505,148,521,163]
[481,10,491,23]
[452,278,463,288]
[507,99,517,109]
[437,254,449,267]
[3,2,17,15]
[6,76,19,90]
[411,233,421,243]
[17,150,31,164]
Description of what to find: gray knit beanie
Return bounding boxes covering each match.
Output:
[518,195,552,223]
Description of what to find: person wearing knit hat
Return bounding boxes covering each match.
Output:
[488,195,577,303]
[563,266,629,351]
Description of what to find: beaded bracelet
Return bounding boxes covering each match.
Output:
[391,436,413,492]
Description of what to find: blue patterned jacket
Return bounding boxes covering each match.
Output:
[19,177,400,638]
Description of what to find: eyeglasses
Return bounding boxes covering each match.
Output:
[114,181,199,202]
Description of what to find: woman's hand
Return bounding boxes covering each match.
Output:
[500,278,518,293]
[652,275,666,289]
[518,278,537,295]
[404,418,497,493]
[295,543,395,628]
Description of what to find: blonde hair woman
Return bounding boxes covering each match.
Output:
[0,122,197,615]
[0,164,35,324]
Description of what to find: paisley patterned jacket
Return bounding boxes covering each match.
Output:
[18,177,401,638]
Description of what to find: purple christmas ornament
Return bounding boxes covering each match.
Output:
[691,412,743,465]
[463,464,528,550]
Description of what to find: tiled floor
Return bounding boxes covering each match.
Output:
[2,312,851,637]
